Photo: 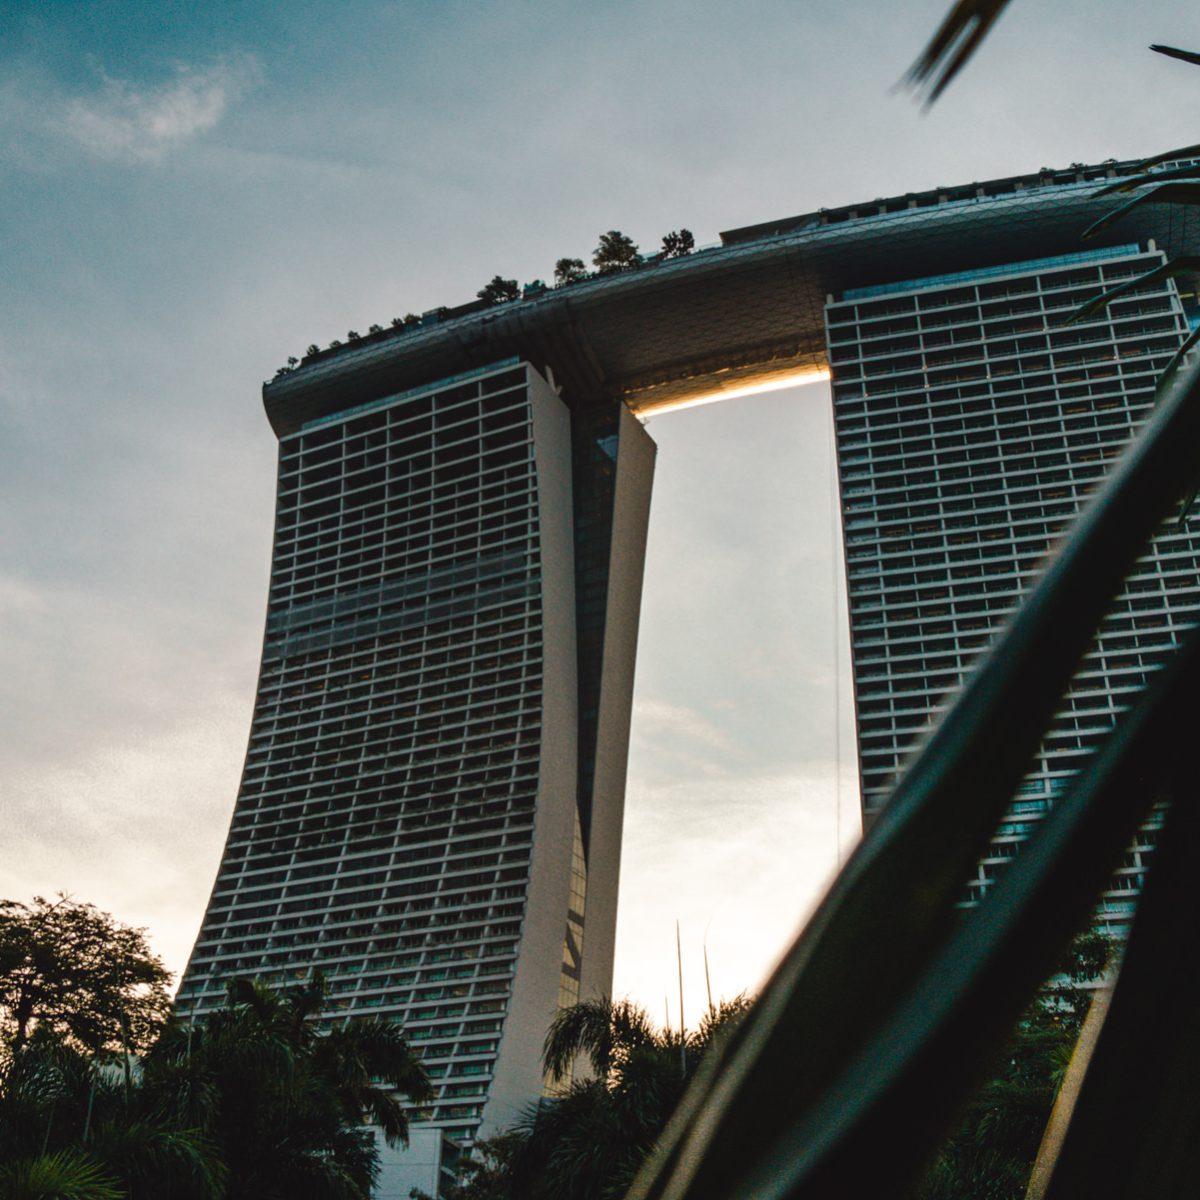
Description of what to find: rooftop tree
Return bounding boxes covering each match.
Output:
[477,276,520,305]
[554,258,587,286]
[592,231,639,274]
[660,229,695,258]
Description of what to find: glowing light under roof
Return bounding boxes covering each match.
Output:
[629,366,831,417]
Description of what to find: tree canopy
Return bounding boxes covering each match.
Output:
[472,995,753,1200]
[592,231,639,275]
[477,276,520,305]
[0,971,432,1200]
[659,229,694,259]
[911,932,1115,1200]
[0,894,172,1063]
[0,895,431,1199]
[554,258,587,286]
[147,975,432,1198]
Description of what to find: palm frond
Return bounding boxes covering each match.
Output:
[224,976,284,1027]
[314,1018,433,1111]
[1150,43,1200,67]
[0,1148,123,1200]
[512,1082,619,1199]
[1064,257,1200,324]
[608,1000,658,1055]
[271,1148,366,1200]
[1082,184,1200,240]
[690,994,754,1053]
[1093,163,1200,198]
[1131,143,1200,173]
[1160,326,1200,532]
[361,1088,409,1146]
[285,971,329,1041]
[905,0,1013,104]
[542,998,628,1081]
[90,1118,226,1199]
[1154,320,1200,398]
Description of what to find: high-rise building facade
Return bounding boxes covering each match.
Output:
[176,360,655,1145]
[827,242,1200,929]
[179,155,1200,1164]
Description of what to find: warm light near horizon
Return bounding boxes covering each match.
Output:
[630,366,831,417]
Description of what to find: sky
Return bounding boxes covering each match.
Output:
[4,0,1200,1027]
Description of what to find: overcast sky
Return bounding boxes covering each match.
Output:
[4,0,1200,1025]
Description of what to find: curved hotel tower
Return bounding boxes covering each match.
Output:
[178,154,1200,1159]
[177,362,655,1146]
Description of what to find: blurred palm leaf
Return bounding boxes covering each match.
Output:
[1082,183,1200,240]
[1159,325,1200,527]
[1094,163,1200,197]
[1064,257,1200,323]
[906,0,1014,103]
[1129,143,1200,172]
[1154,322,1200,397]
[1150,43,1200,67]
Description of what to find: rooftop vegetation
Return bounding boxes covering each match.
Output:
[272,227,696,379]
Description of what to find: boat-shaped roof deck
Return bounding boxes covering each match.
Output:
[263,155,1200,436]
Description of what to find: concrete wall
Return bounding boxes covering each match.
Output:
[375,1128,453,1200]
[579,403,656,1008]
[480,365,579,1133]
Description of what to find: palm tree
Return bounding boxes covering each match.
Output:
[0,1147,124,1200]
[498,996,752,1200]
[0,1037,223,1200]
[144,974,432,1200]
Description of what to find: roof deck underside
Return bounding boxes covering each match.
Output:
[263,175,1200,436]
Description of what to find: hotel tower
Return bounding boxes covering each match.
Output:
[179,154,1200,1169]
[176,361,654,1152]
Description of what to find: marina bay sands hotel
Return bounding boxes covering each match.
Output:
[177,155,1200,1150]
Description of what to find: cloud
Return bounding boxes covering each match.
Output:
[0,572,42,616]
[632,698,737,756]
[613,769,862,1021]
[58,53,261,162]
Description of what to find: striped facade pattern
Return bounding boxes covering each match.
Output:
[178,362,579,1143]
[829,244,1200,930]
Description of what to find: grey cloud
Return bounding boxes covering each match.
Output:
[0,52,264,167]
[59,53,262,162]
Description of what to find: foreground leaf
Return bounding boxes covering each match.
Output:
[906,0,1013,104]
[1082,184,1200,240]
[1093,163,1200,198]
[1150,43,1200,67]
[1063,257,1200,324]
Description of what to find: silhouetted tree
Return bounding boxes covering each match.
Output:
[0,899,431,1198]
[499,995,752,1200]
[592,231,639,275]
[660,229,695,258]
[477,276,520,305]
[554,258,588,286]
[410,1133,523,1200]
[0,1001,222,1198]
[0,895,171,1064]
[149,975,432,1199]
